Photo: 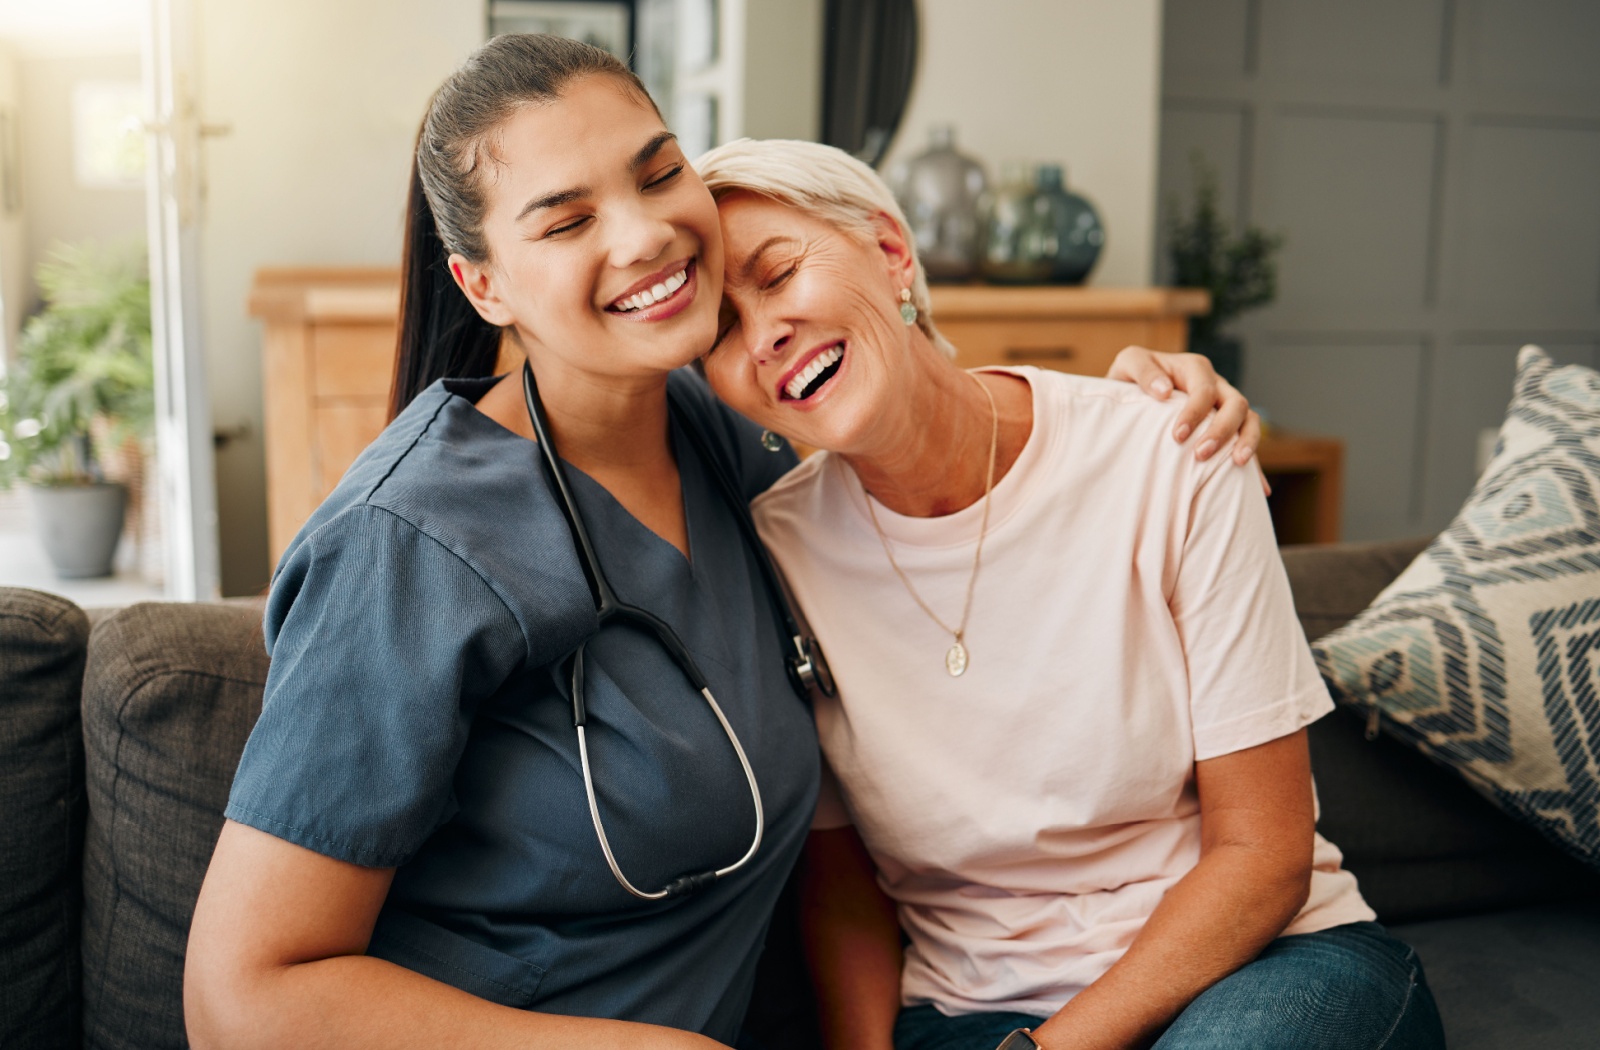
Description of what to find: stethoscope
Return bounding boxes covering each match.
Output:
[522,362,835,901]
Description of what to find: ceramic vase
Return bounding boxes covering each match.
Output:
[30,481,127,579]
[1033,164,1105,284]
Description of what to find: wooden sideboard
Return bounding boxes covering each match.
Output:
[250,268,403,561]
[250,269,1340,561]
[933,285,1206,371]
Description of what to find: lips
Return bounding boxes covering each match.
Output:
[606,257,697,318]
[778,341,846,401]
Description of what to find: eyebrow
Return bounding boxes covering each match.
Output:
[514,131,680,224]
[737,236,798,283]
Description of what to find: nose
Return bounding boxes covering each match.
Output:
[744,304,794,368]
[607,196,675,271]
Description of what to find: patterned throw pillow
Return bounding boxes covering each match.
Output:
[1313,345,1600,871]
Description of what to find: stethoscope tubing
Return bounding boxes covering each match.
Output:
[522,362,766,900]
[577,684,765,901]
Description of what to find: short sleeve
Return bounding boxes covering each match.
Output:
[226,505,527,867]
[1170,456,1333,762]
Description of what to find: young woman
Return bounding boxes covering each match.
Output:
[184,35,1254,1049]
[695,138,1445,1050]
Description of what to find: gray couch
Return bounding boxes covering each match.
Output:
[3,537,1598,1049]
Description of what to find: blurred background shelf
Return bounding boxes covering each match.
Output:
[251,270,1342,561]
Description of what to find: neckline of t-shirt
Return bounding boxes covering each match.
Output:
[839,365,1057,550]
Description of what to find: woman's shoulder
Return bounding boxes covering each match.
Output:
[269,378,595,663]
[668,367,800,500]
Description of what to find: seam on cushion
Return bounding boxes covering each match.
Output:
[85,631,140,1022]
[225,804,402,868]
[92,662,267,699]
[1373,945,1419,1050]
[0,601,82,638]
[56,657,83,1029]
[82,658,262,1016]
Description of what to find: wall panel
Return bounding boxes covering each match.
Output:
[1162,0,1252,80]
[1247,340,1427,541]
[1453,122,1600,318]
[1162,0,1600,542]
[1469,0,1600,101]
[1263,0,1447,90]
[1260,113,1440,316]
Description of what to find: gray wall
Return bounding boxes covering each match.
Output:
[1158,0,1600,541]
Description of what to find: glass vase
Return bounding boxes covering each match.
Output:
[887,125,988,282]
[1033,164,1104,284]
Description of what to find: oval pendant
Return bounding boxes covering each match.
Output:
[945,641,968,677]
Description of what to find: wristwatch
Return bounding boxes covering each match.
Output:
[995,1029,1042,1050]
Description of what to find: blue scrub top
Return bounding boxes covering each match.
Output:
[226,371,818,1041]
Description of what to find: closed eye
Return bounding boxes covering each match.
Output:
[544,215,592,238]
[764,265,796,291]
[645,163,685,189]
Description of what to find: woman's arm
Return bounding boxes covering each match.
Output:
[1029,730,1315,1050]
[800,826,904,1050]
[185,820,724,1050]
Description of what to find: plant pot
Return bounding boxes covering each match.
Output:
[1191,336,1244,390]
[28,481,127,579]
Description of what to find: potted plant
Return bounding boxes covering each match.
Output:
[1166,153,1283,388]
[0,240,153,578]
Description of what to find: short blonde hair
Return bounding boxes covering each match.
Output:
[695,138,956,358]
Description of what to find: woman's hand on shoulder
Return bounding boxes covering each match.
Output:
[1105,347,1268,492]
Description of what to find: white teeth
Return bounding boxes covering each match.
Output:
[784,345,843,399]
[613,268,689,312]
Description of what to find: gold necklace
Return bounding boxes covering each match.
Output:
[863,371,999,677]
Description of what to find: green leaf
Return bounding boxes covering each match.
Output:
[0,238,153,488]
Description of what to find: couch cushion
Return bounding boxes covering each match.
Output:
[0,588,90,1050]
[80,601,267,1050]
[1392,900,1600,1050]
[1280,537,1431,641]
[1308,706,1597,922]
[1313,347,1600,872]
[1282,537,1600,920]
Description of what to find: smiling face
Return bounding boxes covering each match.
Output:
[449,75,723,383]
[702,191,921,454]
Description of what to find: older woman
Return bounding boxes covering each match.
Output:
[695,140,1445,1050]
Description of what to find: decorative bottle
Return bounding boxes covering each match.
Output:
[980,162,1051,284]
[887,125,988,282]
[1033,164,1104,284]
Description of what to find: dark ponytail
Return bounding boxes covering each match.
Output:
[390,155,503,419]
[388,34,658,419]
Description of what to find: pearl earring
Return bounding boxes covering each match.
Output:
[899,288,918,326]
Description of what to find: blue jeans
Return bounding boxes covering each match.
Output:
[892,922,1444,1050]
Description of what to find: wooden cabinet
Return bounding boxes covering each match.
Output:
[929,285,1207,371]
[250,268,402,561]
[252,271,1341,562]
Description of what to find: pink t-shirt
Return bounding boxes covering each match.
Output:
[751,367,1374,1017]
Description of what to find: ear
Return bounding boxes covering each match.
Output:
[868,210,917,290]
[448,252,517,327]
